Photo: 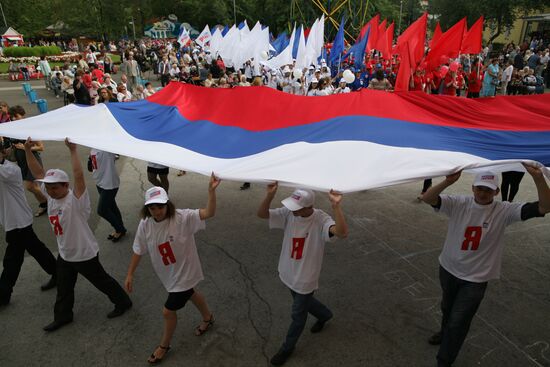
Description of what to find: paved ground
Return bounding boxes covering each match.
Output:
[0,78,549,367]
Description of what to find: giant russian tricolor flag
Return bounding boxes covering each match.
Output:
[0,83,549,192]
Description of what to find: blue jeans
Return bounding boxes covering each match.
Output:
[96,186,126,233]
[281,289,333,352]
[437,266,487,367]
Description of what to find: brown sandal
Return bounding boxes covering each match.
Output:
[194,313,214,336]
[148,345,171,364]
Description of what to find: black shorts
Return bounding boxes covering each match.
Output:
[164,288,195,311]
[147,166,169,175]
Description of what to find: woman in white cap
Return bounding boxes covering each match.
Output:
[125,173,220,364]
[334,79,351,94]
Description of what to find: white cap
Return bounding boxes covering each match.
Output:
[144,186,169,205]
[473,172,499,190]
[281,189,315,211]
[37,169,69,183]
[311,78,318,83]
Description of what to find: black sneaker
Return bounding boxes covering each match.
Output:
[240,182,251,190]
[428,331,442,345]
[41,275,57,291]
[43,319,73,332]
[270,348,294,366]
[107,301,132,319]
[310,315,332,333]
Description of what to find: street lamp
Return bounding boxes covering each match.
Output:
[398,0,403,35]
[129,16,136,39]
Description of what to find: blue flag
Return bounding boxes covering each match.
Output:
[271,32,289,55]
[329,16,346,65]
[343,26,370,69]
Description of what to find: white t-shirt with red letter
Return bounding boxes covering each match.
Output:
[269,207,335,294]
[133,209,205,292]
[43,186,99,262]
[436,195,523,283]
[0,160,33,231]
[90,149,119,190]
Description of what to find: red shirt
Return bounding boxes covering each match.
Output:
[468,69,482,93]
[443,74,457,96]
[82,74,92,89]
[91,69,104,84]
[411,74,423,91]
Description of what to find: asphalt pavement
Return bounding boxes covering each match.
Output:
[0,77,549,367]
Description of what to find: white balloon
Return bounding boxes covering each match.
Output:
[260,50,269,60]
[293,69,303,79]
[342,69,353,79]
[343,72,355,84]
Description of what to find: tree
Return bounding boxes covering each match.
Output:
[430,0,550,43]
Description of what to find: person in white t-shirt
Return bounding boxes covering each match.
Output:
[258,183,348,366]
[125,174,220,364]
[24,138,132,332]
[421,166,550,367]
[88,149,126,242]
[0,143,57,306]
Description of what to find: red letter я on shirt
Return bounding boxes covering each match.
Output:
[49,215,63,236]
[291,237,306,260]
[158,241,176,265]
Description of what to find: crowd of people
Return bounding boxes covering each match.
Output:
[0,33,549,367]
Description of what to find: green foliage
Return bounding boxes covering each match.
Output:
[430,0,550,42]
[3,46,62,57]
[1,0,402,40]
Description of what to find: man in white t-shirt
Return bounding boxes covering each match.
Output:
[258,183,348,366]
[0,144,57,306]
[421,166,550,367]
[88,149,126,242]
[24,138,132,332]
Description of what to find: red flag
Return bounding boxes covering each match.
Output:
[395,13,428,66]
[358,15,380,55]
[429,22,442,48]
[461,16,484,54]
[395,41,414,92]
[374,19,388,56]
[386,22,395,60]
[425,17,467,70]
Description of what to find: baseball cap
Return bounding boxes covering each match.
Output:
[311,77,318,83]
[37,169,69,183]
[281,189,315,211]
[144,186,169,205]
[473,172,499,190]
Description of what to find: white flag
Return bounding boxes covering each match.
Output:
[177,27,191,47]
[196,25,212,48]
